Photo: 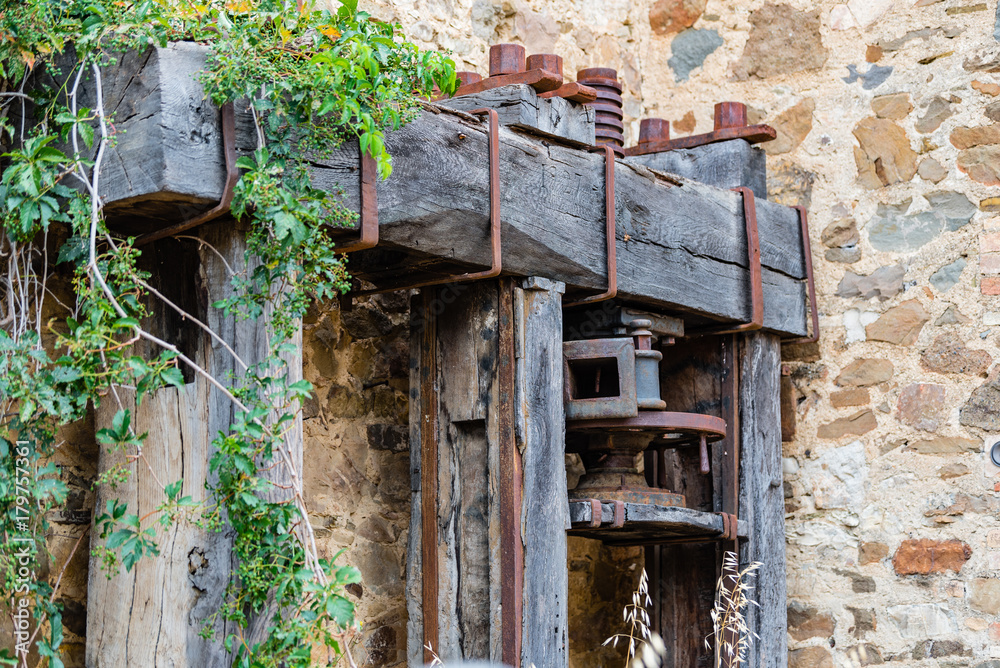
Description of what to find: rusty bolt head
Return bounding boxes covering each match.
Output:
[577,67,619,82]
[526,53,563,77]
[456,71,483,87]
[639,118,670,144]
[714,102,748,131]
[490,44,526,77]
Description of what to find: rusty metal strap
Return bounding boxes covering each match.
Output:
[135,103,238,246]
[565,145,617,307]
[581,499,626,528]
[783,205,819,345]
[335,146,379,254]
[718,512,739,542]
[352,107,501,297]
[689,187,763,335]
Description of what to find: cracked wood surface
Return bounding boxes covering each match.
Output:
[86,219,301,666]
[89,43,809,336]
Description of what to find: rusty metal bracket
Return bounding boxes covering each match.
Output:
[622,124,776,156]
[611,500,626,529]
[446,68,563,98]
[352,108,501,296]
[586,498,602,528]
[718,512,739,541]
[538,81,599,103]
[335,146,379,254]
[565,145,617,307]
[135,102,238,246]
[783,205,820,345]
[688,187,763,336]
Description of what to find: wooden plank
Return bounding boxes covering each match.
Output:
[738,332,787,668]
[406,292,428,666]
[80,44,809,336]
[515,277,569,668]
[567,501,748,546]
[625,140,767,201]
[438,84,595,145]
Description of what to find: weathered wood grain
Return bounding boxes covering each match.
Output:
[81,43,808,336]
[333,119,807,336]
[567,501,747,545]
[515,277,569,668]
[625,140,767,201]
[438,84,595,145]
[738,332,787,668]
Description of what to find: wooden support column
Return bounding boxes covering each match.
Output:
[515,277,569,668]
[406,277,569,666]
[86,217,305,666]
[738,332,787,668]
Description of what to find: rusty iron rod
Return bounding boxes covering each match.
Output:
[565,145,617,307]
[499,279,523,667]
[688,188,763,335]
[135,103,238,246]
[351,108,502,296]
[783,205,820,345]
[335,146,379,254]
[420,290,440,665]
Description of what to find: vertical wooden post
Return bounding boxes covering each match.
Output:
[87,217,302,666]
[405,278,569,666]
[738,332,787,668]
[516,277,569,668]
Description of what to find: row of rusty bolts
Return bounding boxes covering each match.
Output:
[456,44,753,154]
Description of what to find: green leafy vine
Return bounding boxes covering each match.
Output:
[0,1,455,665]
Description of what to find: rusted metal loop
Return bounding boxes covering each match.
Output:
[565,145,617,307]
[135,102,239,246]
[351,108,502,296]
[717,512,739,541]
[783,205,820,345]
[611,500,626,529]
[687,187,763,336]
[586,498,602,528]
[335,144,379,254]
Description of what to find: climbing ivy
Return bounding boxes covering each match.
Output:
[0,1,455,665]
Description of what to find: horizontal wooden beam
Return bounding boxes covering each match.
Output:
[88,43,809,336]
[311,112,808,336]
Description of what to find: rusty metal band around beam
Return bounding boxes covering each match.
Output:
[335,147,379,254]
[565,145,617,307]
[135,103,238,246]
[783,205,820,345]
[352,107,502,297]
[420,291,440,665]
[498,280,523,667]
[688,187,763,335]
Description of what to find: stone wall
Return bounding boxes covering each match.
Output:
[340,0,1000,665]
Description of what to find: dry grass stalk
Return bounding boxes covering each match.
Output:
[603,568,668,668]
[705,551,762,668]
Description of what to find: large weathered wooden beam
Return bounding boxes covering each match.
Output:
[83,43,809,337]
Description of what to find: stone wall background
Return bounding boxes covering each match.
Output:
[26,1,1000,666]
[320,0,1000,665]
